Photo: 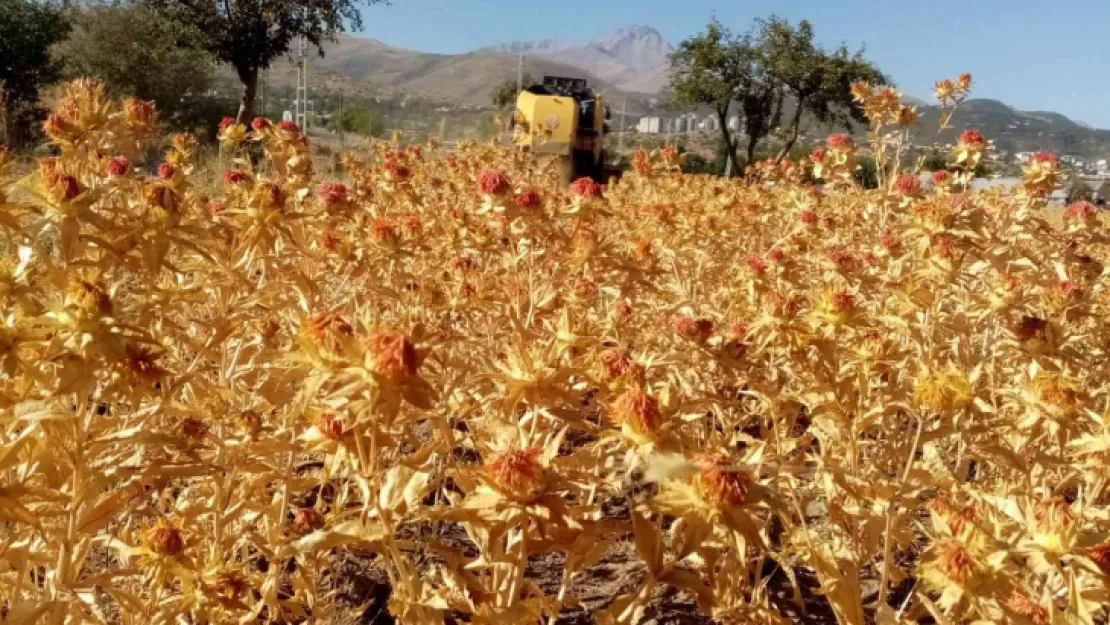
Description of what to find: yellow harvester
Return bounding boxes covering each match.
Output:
[512,76,617,182]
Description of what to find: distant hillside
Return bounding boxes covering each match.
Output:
[250,35,651,108]
[479,25,673,93]
[912,99,1110,157]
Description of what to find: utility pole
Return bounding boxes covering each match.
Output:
[295,34,308,129]
[516,51,524,93]
[617,99,627,154]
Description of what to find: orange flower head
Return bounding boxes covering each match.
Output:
[600,347,633,379]
[1087,542,1110,575]
[370,220,399,246]
[292,507,326,533]
[123,98,156,127]
[934,541,974,584]
[695,453,751,507]
[145,519,185,557]
[486,445,544,498]
[180,417,209,440]
[367,331,419,380]
[213,572,249,607]
[1005,590,1047,625]
[611,389,662,437]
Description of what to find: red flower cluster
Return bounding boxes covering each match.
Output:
[826,134,852,150]
[513,188,542,209]
[1064,201,1097,221]
[1031,151,1059,167]
[931,170,951,184]
[800,210,819,227]
[317,182,348,205]
[810,147,827,161]
[674,315,713,342]
[105,156,130,178]
[746,257,767,273]
[880,232,901,251]
[157,163,175,180]
[958,129,985,147]
[569,177,604,199]
[894,173,921,196]
[223,170,250,185]
[278,120,301,134]
[384,160,411,181]
[478,169,510,195]
[218,117,236,133]
[251,117,271,131]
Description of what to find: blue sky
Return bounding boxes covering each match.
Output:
[358,0,1110,128]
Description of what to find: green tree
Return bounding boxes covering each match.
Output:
[145,0,388,124]
[669,19,773,175]
[1067,177,1093,204]
[760,17,885,162]
[336,107,384,137]
[490,73,533,111]
[0,0,70,145]
[854,155,879,189]
[54,3,220,132]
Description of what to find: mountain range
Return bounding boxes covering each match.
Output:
[250,25,1110,157]
[478,25,673,93]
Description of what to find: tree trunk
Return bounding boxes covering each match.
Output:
[717,107,739,177]
[235,65,259,125]
[775,97,806,163]
[745,133,760,166]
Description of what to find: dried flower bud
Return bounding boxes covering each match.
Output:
[292,507,326,533]
[145,520,185,557]
[367,332,419,380]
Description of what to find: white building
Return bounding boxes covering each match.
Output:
[637,116,663,134]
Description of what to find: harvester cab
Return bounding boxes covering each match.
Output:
[512,76,619,183]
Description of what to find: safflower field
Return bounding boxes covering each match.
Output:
[1,76,1110,625]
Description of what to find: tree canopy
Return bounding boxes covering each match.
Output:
[669,15,886,174]
[55,3,222,133]
[490,73,533,111]
[145,0,388,123]
[0,0,70,144]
